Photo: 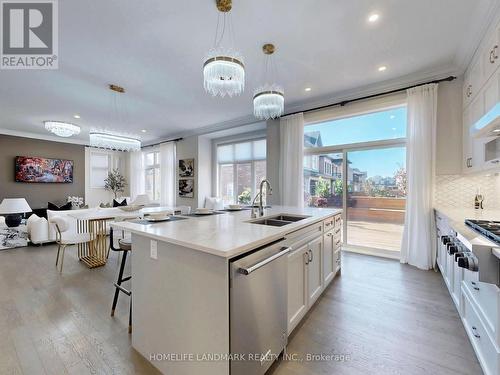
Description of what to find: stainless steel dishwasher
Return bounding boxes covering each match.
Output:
[230,240,290,375]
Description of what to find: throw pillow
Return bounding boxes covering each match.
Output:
[113,199,127,207]
[48,201,73,211]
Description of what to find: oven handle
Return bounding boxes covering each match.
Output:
[238,247,291,275]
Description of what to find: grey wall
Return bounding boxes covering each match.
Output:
[0,135,85,209]
[436,77,463,175]
[176,136,198,209]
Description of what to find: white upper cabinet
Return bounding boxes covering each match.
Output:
[464,56,483,108]
[482,25,500,84]
[462,17,500,173]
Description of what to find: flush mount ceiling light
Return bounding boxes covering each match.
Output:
[253,43,284,120]
[89,132,141,152]
[378,65,387,72]
[203,0,245,97]
[304,87,312,92]
[368,13,380,23]
[44,121,81,137]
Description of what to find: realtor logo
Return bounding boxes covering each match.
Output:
[1,0,58,69]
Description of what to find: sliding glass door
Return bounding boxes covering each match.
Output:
[303,105,407,255]
[346,147,406,253]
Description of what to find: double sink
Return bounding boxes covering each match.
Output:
[249,214,310,227]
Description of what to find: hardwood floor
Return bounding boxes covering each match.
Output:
[0,245,482,375]
[271,252,483,375]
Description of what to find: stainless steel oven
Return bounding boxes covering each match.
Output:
[230,240,290,375]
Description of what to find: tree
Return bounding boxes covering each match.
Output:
[315,177,331,198]
[104,169,127,199]
[394,166,407,196]
[238,188,252,204]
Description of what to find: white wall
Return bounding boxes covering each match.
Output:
[197,135,212,208]
[85,147,130,207]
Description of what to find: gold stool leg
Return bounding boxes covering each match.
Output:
[59,245,67,274]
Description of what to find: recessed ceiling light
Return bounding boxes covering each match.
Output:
[368,13,380,23]
[141,129,147,133]
[73,114,81,119]
[378,66,387,72]
[305,87,312,92]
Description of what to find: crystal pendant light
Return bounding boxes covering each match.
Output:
[203,0,245,97]
[88,84,141,152]
[253,44,284,120]
[44,121,81,137]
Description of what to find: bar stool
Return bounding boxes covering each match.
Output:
[109,226,132,333]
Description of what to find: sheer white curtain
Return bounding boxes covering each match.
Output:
[129,150,145,202]
[401,83,438,270]
[160,142,176,207]
[279,113,304,207]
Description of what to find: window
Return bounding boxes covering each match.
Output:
[304,105,407,255]
[90,152,110,188]
[217,139,266,205]
[145,151,160,202]
[304,107,406,148]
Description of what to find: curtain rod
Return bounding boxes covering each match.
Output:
[142,137,183,149]
[284,75,456,117]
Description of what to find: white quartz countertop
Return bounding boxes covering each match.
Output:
[434,206,500,247]
[111,206,341,258]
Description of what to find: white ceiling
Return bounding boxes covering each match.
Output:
[0,0,497,145]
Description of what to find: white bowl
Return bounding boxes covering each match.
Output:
[195,208,212,214]
[228,204,242,209]
[149,211,170,220]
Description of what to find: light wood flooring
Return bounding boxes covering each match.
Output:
[0,244,482,375]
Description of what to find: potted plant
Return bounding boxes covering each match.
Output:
[104,169,127,199]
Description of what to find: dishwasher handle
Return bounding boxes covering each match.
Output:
[238,247,291,275]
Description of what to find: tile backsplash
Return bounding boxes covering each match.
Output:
[435,174,500,209]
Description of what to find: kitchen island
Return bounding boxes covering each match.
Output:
[112,206,342,375]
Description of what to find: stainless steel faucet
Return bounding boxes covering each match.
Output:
[251,179,272,218]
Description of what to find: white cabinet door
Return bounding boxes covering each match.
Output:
[323,231,335,286]
[308,236,323,306]
[482,26,499,83]
[287,243,309,334]
[483,69,500,114]
[463,107,473,172]
[464,57,483,108]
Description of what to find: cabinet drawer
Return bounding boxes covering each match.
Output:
[285,222,323,250]
[323,216,335,231]
[463,280,500,347]
[462,292,500,375]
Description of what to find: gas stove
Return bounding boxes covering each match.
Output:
[465,219,500,245]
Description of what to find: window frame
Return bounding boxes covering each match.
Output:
[144,150,160,202]
[215,137,267,205]
[90,151,111,189]
[303,98,408,256]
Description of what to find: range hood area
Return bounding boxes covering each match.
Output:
[473,103,500,138]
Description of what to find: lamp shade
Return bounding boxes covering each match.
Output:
[132,194,150,206]
[0,198,32,214]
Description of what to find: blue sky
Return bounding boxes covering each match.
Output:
[306,107,407,177]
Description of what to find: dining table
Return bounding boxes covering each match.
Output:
[68,206,174,268]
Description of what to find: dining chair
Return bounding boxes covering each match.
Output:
[51,216,92,273]
[175,206,191,215]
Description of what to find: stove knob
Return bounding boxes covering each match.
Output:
[448,245,458,255]
[454,252,465,261]
[457,257,468,269]
[441,236,451,245]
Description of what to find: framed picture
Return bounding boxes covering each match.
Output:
[179,158,194,178]
[178,179,194,198]
[15,156,74,183]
